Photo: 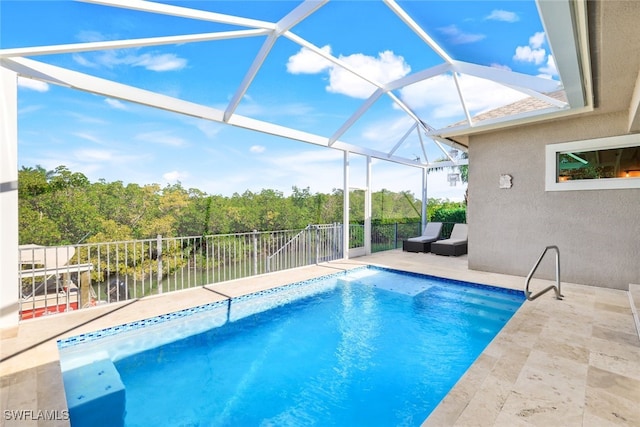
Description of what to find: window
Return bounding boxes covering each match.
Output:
[545,134,640,191]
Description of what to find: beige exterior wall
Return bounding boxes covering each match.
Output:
[467,110,640,290]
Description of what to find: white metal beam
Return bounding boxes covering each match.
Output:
[0,30,270,58]
[452,60,561,94]
[225,2,327,122]
[365,156,372,255]
[276,1,328,35]
[384,63,451,92]
[421,168,427,231]
[432,137,458,163]
[229,114,424,168]
[79,0,276,30]
[387,91,423,125]
[429,105,587,139]
[223,32,277,122]
[425,159,468,170]
[329,88,385,146]
[343,151,350,259]
[2,57,226,121]
[2,58,425,169]
[387,123,417,158]
[536,0,588,108]
[384,0,454,64]
[416,126,429,164]
[628,68,640,132]
[452,72,473,126]
[0,66,19,328]
[502,85,569,109]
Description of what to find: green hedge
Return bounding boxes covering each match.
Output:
[431,207,466,224]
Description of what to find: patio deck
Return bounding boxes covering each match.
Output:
[1,250,638,426]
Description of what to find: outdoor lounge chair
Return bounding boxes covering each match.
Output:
[402,222,443,253]
[430,223,468,256]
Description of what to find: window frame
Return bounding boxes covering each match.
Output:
[545,134,640,191]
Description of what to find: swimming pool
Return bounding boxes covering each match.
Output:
[58,266,525,426]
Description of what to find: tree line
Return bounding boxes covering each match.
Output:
[18,165,466,246]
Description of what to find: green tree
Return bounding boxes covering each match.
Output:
[18,164,445,246]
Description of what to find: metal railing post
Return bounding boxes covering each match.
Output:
[394,222,398,249]
[156,234,163,294]
[315,225,320,264]
[252,230,258,276]
[308,225,313,265]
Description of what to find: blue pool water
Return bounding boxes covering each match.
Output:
[59,267,525,427]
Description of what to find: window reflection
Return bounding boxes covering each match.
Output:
[557,146,640,182]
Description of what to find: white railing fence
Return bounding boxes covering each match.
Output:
[18,224,344,320]
[17,220,451,320]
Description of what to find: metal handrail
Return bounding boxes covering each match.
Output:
[265,225,312,273]
[525,245,564,301]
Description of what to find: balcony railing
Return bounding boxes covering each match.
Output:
[17,221,461,320]
[18,225,344,320]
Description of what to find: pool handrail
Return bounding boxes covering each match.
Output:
[525,245,564,301]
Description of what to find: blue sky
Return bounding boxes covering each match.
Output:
[1,0,554,201]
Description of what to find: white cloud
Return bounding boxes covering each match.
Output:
[486,10,519,23]
[76,30,107,43]
[68,112,108,124]
[538,55,558,78]
[438,25,485,45]
[286,45,333,74]
[73,148,114,161]
[194,120,223,139]
[328,50,411,98]
[73,50,187,72]
[234,99,314,119]
[105,98,128,110]
[514,32,547,65]
[17,77,49,92]
[72,53,98,68]
[514,45,546,65]
[399,73,529,123]
[72,132,103,144]
[286,46,410,99]
[362,115,415,146]
[18,105,44,115]
[163,170,188,181]
[132,53,186,72]
[250,145,266,154]
[196,149,344,196]
[135,131,187,147]
[489,63,512,71]
[529,32,546,49]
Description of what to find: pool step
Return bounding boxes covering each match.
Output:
[339,276,436,296]
[422,286,522,312]
[61,357,126,427]
[414,288,521,324]
[433,285,523,303]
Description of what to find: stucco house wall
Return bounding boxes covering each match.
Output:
[467,110,640,290]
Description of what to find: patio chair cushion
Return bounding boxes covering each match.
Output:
[403,222,443,252]
[430,224,468,256]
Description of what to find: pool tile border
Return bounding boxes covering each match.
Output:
[57,268,356,349]
[57,265,523,350]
